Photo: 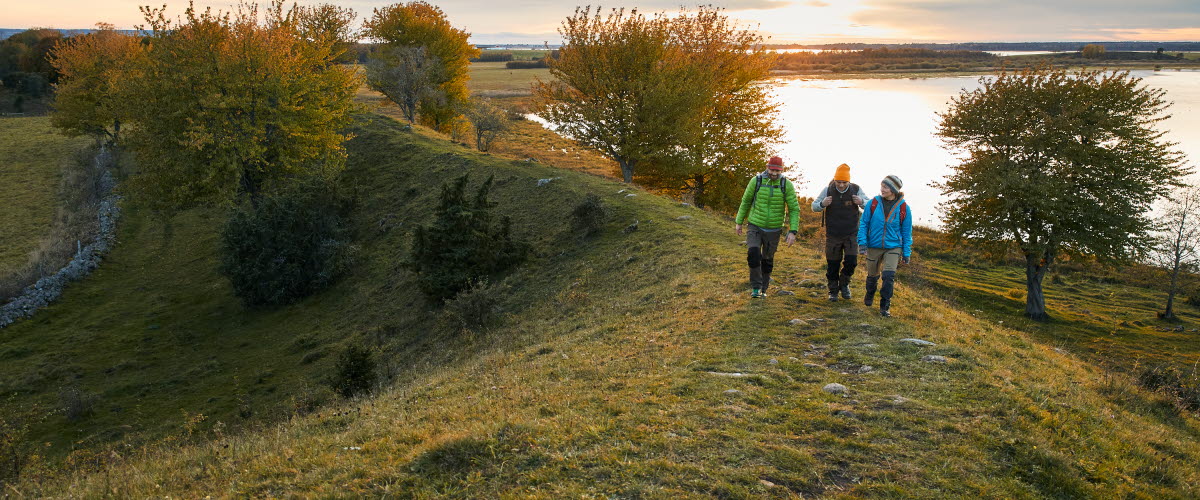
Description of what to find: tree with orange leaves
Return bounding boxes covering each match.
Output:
[49,23,145,147]
[363,2,479,133]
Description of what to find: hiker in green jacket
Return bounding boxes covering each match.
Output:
[734,156,802,299]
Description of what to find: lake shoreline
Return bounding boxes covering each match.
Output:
[772,65,1200,81]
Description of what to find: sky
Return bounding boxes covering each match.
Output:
[3,0,1200,44]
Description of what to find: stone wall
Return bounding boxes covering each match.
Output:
[0,149,121,328]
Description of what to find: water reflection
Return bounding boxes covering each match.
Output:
[772,70,1200,226]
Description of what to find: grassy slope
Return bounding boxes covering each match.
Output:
[0,116,89,276]
[9,114,1200,498]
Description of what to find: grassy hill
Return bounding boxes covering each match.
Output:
[0,116,90,278]
[5,113,1200,497]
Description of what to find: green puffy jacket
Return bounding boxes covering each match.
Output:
[735,173,801,232]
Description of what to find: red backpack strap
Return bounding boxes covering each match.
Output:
[900,203,907,223]
[870,198,878,214]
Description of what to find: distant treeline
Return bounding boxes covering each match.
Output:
[769,41,1200,52]
[0,27,146,40]
[775,47,997,73]
[0,28,62,113]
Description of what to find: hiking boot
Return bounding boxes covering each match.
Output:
[880,307,891,317]
[864,275,879,307]
[838,275,851,299]
[828,292,838,302]
[751,288,763,299]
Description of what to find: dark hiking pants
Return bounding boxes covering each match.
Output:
[747,225,781,291]
[825,234,859,292]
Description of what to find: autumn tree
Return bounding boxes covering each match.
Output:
[49,24,145,147]
[365,45,441,123]
[296,4,359,64]
[937,68,1190,320]
[363,2,478,132]
[0,28,63,81]
[1151,188,1200,320]
[640,8,782,210]
[533,6,781,207]
[535,7,692,184]
[465,97,510,152]
[1081,43,1106,59]
[122,1,361,209]
[0,28,64,104]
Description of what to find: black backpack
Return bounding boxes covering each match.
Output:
[820,182,860,228]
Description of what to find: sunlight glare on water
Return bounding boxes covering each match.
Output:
[771,70,1200,227]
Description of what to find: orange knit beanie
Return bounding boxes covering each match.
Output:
[834,163,851,182]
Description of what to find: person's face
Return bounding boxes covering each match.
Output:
[834,180,849,191]
[879,182,893,197]
[768,168,782,180]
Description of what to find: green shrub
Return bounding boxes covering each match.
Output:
[58,386,97,422]
[571,193,609,236]
[407,174,527,302]
[219,178,357,307]
[445,279,510,329]
[331,344,376,398]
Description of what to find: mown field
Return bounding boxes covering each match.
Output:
[4,110,1198,497]
[0,116,90,277]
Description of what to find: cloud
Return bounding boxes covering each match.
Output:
[806,1,830,6]
[852,0,1200,41]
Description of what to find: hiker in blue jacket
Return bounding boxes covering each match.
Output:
[858,175,913,317]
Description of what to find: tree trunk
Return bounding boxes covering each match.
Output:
[692,174,706,208]
[1164,265,1181,320]
[240,167,262,208]
[1024,252,1051,321]
[619,159,634,183]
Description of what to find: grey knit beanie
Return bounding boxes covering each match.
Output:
[882,175,903,194]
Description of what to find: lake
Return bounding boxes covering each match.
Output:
[771,70,1200,226]
[527,70,1200,226]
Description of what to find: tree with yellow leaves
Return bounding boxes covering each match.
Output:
[363,2,478,133]
[122,1,362,209]
[49,23,144,147]
[534,7,781,210]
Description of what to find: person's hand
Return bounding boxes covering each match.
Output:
[735,224,743,236]
[821,196,833,207]
[859,249,867,256]
[902,256,911,265]
[852,195,863,206]
[785,233,796,247]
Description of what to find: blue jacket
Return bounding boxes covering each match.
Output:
[858,195,913,257]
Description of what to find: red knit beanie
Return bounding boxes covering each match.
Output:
[767,156,785,170]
